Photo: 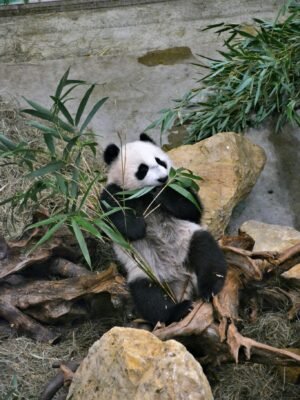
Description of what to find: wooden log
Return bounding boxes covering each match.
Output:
[0,264,126,310]
[48,258,92,278]
[0,265,127,339]
[40,360,80,400]
[0,300,58,343]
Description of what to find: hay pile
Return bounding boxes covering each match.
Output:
[0,95,41,237]
[0,95,107,240]
[0,317,122,399]
[209,310,300,400]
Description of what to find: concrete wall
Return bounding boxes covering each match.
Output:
[0,0,283,142]
[1,0,299,232]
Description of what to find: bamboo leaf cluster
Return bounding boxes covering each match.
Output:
[148,3,300,143]
[0,68,113,268]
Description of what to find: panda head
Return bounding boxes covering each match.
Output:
[103,133,173,190]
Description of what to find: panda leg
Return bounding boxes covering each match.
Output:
[188,230,227,301]
[129,278,192,325]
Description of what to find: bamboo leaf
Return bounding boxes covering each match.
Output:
[117,186,155,200]
[44,133,56,156]
[60,83,83,101]
[70,152,81,209]
[235,77,253,94]
[50,96,74,126]
[55,67,70,99]
[79,173,101,209]
[22,108,75,134]
[95,220,131,249]
[75,84,95,126]
[168,167,177,179]
[178,171,203,181]
[26,121,71,141]
[55,174,68,196]
[202,22,225,31]
[169,183,201,211]
[71,218,91,267]
[80,97,108,133]
[0,134,17,151]
[74,216,102,239]
[26,214,66,229]
[26,161,64,178]
[62,135,80,160]
[54,71,85,100]
[22,98,75,133]
[28,217,67,254]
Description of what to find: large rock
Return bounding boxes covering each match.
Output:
[168,132,266,238]
[240,220,300,281]
[67,327,213,400]
[239,220,300,252]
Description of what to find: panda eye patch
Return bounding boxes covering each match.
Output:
[135,163,149,180]
[155,157,167,169]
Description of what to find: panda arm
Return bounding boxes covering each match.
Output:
[156,186,203,223]
[129,278,192,325]
[188,230,227,301]
[100,184,146,241]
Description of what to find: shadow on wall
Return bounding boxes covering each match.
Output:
[269,125,300,230]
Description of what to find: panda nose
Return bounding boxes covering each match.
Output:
[158,176,168,184]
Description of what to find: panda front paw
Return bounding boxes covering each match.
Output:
[167,300,193,324]
[198,274,226,302]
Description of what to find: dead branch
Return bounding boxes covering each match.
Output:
[154,302,214,341]
[219,232,255,250]
[0,264,126,309]
[221,246,263,280]
[212,269,242,341]
[48,258,93,278]
[0,265,127,339]
[0,235,8,259]
[275,242,300,273]
[227,323,300,366]
[40,360,80,400]
[0,241,79,280]
[152,240,300,367]
[0,246,53,279]
[0,300,58,343]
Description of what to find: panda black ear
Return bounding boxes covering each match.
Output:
[104,144,120,165]
[140,133,156,144]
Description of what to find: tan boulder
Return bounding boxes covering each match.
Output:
[281,264,300,281]
[240,220,300,282]
[239,220,300,252]
[67,326,213,400]
[168,132,266,238]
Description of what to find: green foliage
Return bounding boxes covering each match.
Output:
[0,68,113,268]
[1,375,22,400]
[167,167,202,210]
[1,0,29,5]
[148,3,300,143]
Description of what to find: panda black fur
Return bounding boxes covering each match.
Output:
[101,133,227,325]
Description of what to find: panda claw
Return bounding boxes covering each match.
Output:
[168,300,193,323]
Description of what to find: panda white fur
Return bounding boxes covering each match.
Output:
[101,133,227,325]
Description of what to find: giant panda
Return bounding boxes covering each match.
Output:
[100,133,227,325]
